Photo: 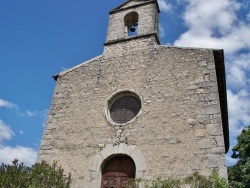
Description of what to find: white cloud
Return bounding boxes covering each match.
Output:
[0,98,47,120]
[227,89,250,134]
[0,119,37,166]
[226,153,238,166]
[0,119,14,142]
[182,0,240,33]
[174,26,250,54]
[159,24,166,37]
[173,0,250,55]
[21,109,48,118]
[158,0,172,13]
[26,110,36,117]
[0,146,37,166]
[0,98,17,109]
[61,66,68,71]
[247,11,250,21]
[226,53,250,89]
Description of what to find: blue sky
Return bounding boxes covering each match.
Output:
[0,0,249,166]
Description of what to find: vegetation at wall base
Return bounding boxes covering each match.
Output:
[184,171,228,188]
[0,160,229,188]
[0,159,71,188]
[129,170,228,188]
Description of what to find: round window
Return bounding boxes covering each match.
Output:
[109,92,141,124]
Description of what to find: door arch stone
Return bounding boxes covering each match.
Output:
[88,143,146,188]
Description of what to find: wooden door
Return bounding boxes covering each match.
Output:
[101,155,135,188]
[101,172,130,188]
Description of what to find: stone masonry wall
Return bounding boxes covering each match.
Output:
[38,42,227,187]
[103,35,158,56]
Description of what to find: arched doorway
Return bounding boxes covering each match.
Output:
[101,155,136,188]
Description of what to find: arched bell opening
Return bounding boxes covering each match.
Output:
[101,155,136,188]
[124,12,139,37]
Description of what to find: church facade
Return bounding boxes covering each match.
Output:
[38,0,229,187]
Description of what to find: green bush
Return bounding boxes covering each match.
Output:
[0,159,71,188]
[129,170,228,188]
[130,177,182,188]
[184,170,228,188]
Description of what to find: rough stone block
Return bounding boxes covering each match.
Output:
[91,179,100,188]
[113,144,119,154]
[40,145,53,150]
[118,143,128,154]
[136,170,145,178]
[211,86,219,92]
[206,124,223,135]
[198,139,216,149]
[215,136,225,147]
[125,145,136,155]
[131,148,146,171]
[206,155,225,168]
[218,166,228,180]
[190,158,201,170]
[202,105,221,115]
[208,93,219,100]
[188,119,196,125]
[211,147,225,154]
[46,123,56,130]
[202,115,211,124]
[213,114,222,123]
[207,64,216,70]
[90,171,100,179]
[195,129,207,137]
[186,85,198,90]
[210,72,217,81]
[100,144,113,159]
[88,154,103,172]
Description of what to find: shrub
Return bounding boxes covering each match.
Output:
[129,170,228,188]
[184,170,228,188]
[0,159,71,188]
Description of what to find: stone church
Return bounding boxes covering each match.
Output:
[38,0,229,187]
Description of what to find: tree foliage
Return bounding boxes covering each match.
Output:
[229,126,250,188]
[0,159,71,188]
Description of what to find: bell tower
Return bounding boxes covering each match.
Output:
[104,0,160,54]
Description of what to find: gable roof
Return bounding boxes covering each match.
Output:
[110,0,160,14]
[52,55,102,81]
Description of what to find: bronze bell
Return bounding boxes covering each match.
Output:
[129,26,136,32]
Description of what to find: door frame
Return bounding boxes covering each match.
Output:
[89,143,146,188]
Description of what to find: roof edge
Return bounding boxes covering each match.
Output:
[110,0,160,14]
[213,49,229,153]
[161,45,224,51]
[104,33,160,46]
[52,55,103,81]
